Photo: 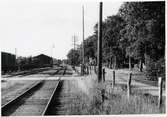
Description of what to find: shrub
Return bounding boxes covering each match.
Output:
[146,57,165,81]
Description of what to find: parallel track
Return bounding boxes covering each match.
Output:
[4,66,63,78]
[2,80,43,116]
[43,66,66,115]
[1,66,67,116]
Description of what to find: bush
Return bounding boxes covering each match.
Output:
[146,57,165,81]
[156,58,165,81]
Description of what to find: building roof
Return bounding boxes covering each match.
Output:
[33,54,52,59]
[1,52,15,56]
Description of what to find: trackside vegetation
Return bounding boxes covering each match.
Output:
[67,2,165,81]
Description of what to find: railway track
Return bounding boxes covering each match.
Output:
[1,80,42,106]
[42,66,67,115]
[2,66,67,116]
[4,67,51,77]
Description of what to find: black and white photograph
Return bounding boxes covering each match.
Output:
[0,0,166,116]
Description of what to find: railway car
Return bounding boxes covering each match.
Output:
[1,52,16,73]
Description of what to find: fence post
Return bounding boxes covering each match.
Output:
[112,71,115,88]
[94,65,96,74]
[103,68,105,82]
[94,66,97,74]
[101,89,105,103]
[89,66,91,74]
[127,72,132,100]
[80,64,83,75]
[86,66,89,74]
[158,77,162,108]
[88,66,89,74]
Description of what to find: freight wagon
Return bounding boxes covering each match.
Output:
[1,52,17,73]
[1,53,53,73]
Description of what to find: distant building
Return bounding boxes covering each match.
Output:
[53,58,62,65]
[33,54,52,67]
[1,53,53,73]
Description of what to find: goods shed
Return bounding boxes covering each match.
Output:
[33,54,53,67]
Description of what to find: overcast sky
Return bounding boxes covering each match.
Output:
[0,0,123,59]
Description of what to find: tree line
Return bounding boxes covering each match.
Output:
[67,2,165,81]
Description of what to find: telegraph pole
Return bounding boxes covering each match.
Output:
[15,48,19,71]
[15,48,17,62]
[51,44,55,67]
[15,48,17,68]
[72,35,78,66]
[97,2,103,82]
[80,5,85,75]
[82,5,85,65]
[72,35,77,51]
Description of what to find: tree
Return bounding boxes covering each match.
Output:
[118,2,165,80]
[102,15,126,69]
[67,49,81,66]
[118,1,165,72]
[84,35,97,61]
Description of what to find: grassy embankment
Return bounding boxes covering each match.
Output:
[65,74,165,114]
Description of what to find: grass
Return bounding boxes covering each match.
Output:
[65,78,165,115]
[102,88,165,114]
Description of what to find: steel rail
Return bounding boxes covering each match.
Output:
[42,66,66,115]
[1,80,43,115]
[2,66,67,116]
[42,79,60,115]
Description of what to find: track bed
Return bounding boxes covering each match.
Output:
[2,80,59,116]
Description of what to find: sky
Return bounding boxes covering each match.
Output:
[0,0,123,59]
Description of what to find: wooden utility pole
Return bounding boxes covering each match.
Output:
[72,35,77,51]
[15,48,17,64]
[72,35,77,66]
[158,77,162,108]
[15,48,20,71]
[129,56,132,70]
[81,5,85,76]
[127,73,132,100]
[97,2,103,82]
[112,70,115,88]
[82,5,85,65]
[51,44,55,67]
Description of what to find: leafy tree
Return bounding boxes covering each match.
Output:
[118,2,165,71]
[84,35,97,61]
[118,2,165,80]
[66,2,165,81]
[102,15,126,68]
[67,49,81,66]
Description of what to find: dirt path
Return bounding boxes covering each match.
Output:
[104,68,165,97]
